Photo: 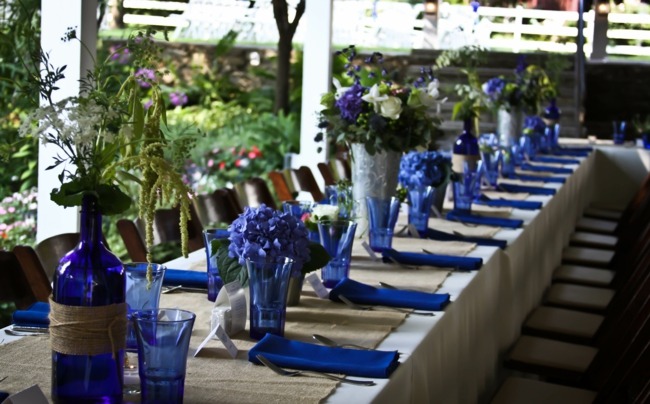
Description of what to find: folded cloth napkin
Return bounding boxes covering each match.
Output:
[424,227,508,249]
[446,210,523,229]
[552,149,590,157]
[12,301,50,328]
[513,174,566,184]
[497,183,556,196]
[475,194,543,211]
[531,156,581,165]
[249,333,400,378]
[381,248,483,271]
[0,392,8,402]
[329,278,451,311]
[520,163,573,174]
[162,269,207,289]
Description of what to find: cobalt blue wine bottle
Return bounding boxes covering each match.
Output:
[452,118,480,174]
[51,195,125,403]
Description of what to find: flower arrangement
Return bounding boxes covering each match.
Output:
[315,46,444,155]
[482,57,554,115]
[398,151,451,189]
[0,188,37,250]
[212,205,330,284]
[18,29,197,260]
[523,115,546,136]
[301,204,341,233]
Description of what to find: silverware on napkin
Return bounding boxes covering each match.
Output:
[312,334,371,350]
[338,295,435,316]
[255,354,375,386]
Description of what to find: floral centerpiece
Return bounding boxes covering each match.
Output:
[17,29,198,402]
[398,151,451,189]
[315,46,444,155]
[482,57,554,115]
[302,204,341,234]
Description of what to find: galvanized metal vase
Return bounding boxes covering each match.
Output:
[497,107,524,147]
[350,143,401,237]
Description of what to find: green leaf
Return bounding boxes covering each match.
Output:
[301,242,331,275]
[96,184,132,215]
[215,241,248,286]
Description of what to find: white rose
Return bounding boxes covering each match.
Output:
[311,204,340,220]
[379,96,403,120]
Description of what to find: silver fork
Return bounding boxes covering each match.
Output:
[338,295,434,316]
[255,354,375,386]
[312,334,371,350]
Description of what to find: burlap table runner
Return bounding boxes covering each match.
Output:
[420,217,502,238]
[352,236,475,258]
[482,191,529,201]
[498,178,545,186]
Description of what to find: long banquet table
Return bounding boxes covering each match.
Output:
[1,142,648,403]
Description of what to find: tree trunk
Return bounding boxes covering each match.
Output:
[271,0,305,115]
[275,34,292,115]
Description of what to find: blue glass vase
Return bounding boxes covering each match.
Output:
[51,195,125,403]
[407,186,435,235]
[203,228,229,302]
[452,119,480,175]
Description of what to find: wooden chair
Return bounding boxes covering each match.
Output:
[33,232,80,282]
[333,156,351,181]
[268,171,294,202]
[193,188,242,227]
[291,166,325,202]
[240,177,278,210]
[12,245,52,303]
[117,204,204,263]
[317,162,337,186]
[0,250,37,311]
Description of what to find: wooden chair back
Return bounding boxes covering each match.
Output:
[193,188,242,227]
[291,166,325,202]
[317,162,337,186]
[241,177,278,210]
[34,232,80,282]
[333,156,351,181]
[12,245,52,302]
[0,250,36,310]
[268,171,294,202]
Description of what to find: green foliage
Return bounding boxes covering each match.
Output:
[0,188,37,251]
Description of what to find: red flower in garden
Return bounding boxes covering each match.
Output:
[219,161,226,170]
[248,146,262,159]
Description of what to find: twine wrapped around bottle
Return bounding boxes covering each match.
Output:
[49,298,127,358]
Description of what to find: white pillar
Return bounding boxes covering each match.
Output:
[37,0,97,242]
[293,0,333,188]
[591,10,609,60]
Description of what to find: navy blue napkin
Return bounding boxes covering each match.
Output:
[552,149,590,157]
[381,248,482,271]
[12,301,50,328]
[249,333,400,378]
[329,278,451,311]
[497,183,556,196]
[446,210,523,229]
[531,156,581,165]
[0,391,8,402]
[513,174,566,184]
[162,269,207,289]
[475,194,543,210]
[424,227,508,249]
[520,163,573,174]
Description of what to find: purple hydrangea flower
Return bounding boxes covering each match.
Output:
[483,77,506,102]
[471,0,480,12]
[524,115,546,134]
[399,151,450,188]
[335,82,365,123]
[135,68,156,89]
[228,204,311,276]
[169,91,188,107]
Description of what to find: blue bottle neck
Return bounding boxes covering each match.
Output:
[79,195,103,246]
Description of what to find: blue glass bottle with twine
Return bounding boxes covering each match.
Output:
[50,195,126,403]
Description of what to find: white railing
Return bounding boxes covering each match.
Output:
[112,0,650,58]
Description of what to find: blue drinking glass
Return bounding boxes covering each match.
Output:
[203,228,229,302]
[282,200,313,219]
[317,220,357,288]
[366,196,400,252]
[125,263,166,351]
[132,308,196,404]
[479,133,500,187]
[613,120,626,145]
[453,169,481,212]
[246,257,294,340]
[406,186,435,235]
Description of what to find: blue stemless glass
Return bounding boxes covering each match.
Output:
[125,263,166,351]
[406,186,435,235]
[246,257,294,340]
[132,308,196,404]
[453,168,481,212]
[317,220,357,288]
[203,228,229,302]
[366,197,400,253]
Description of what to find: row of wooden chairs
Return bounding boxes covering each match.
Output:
[491,173,650,403]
